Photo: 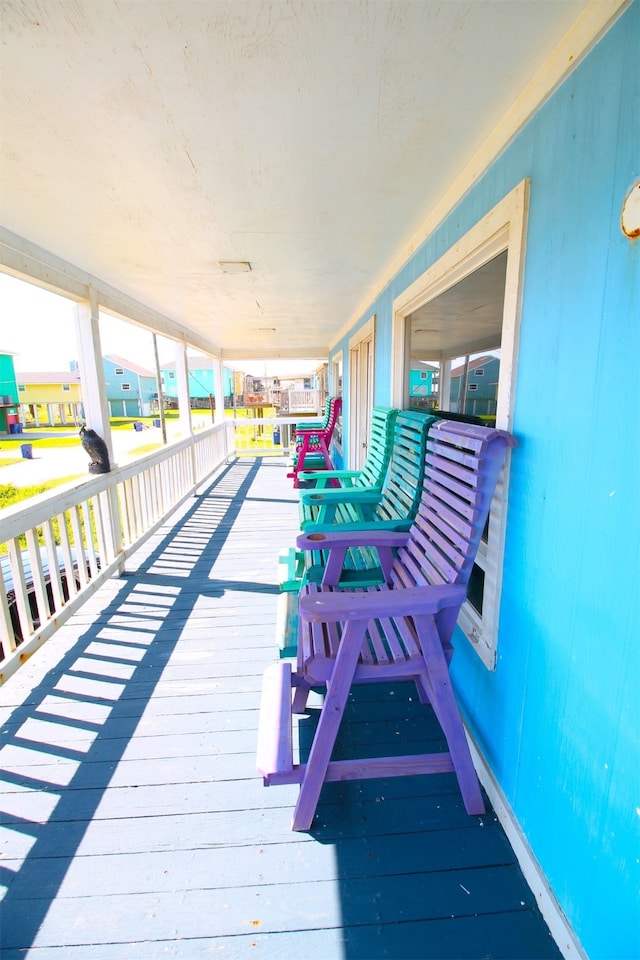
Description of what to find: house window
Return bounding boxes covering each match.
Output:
[114,367,124,376]
[18,384,25,392]
[121,383,131,391]
[391,180,528,669]
[420,371,428,380]
[474,368,485,376]
[62,384,70,392]
[168,372,175,380]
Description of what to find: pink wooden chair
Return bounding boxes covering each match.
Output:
[287,397,342,487]
[258,420,516,830]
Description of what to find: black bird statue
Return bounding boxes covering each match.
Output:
[80,425,111,474]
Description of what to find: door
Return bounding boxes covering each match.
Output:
[348,316,375,470]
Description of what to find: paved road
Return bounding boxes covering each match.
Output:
[0,421,203,487]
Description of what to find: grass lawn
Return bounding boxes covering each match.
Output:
[0,477,82,510]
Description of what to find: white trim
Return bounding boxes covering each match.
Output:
[391,179,528,425]
[330,0,629,352]
[390,180,529,669]
[467,735,588,960]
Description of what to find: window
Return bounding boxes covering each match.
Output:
[420,371,428,380]
[121,383,131,391]
[391,181,529,668]
[62,384,70,392]
[168,372,175,380]
[114,367,124,376]
[18,384,25,392]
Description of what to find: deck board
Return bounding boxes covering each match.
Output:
[0,456,562,959]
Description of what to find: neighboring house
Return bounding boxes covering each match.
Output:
[15,369,83,427]
[103,355,157,418]
[408,361,438,404]
[328,10,638,959]
[161,355,234,407]
[449,354,499,418]
[0,350,19,433]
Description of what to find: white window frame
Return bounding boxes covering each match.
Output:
[114,367,124,376]
[121,383,131,392]
[390,180,529,669]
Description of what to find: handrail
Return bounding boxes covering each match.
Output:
[0,420,234,682]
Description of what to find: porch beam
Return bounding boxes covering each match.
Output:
[0,227,221,359]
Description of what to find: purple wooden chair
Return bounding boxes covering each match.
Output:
[258,420,516,830]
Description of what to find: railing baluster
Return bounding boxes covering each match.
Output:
[43,519,64,613]
[57,512,77,600]
[7,537,33,640]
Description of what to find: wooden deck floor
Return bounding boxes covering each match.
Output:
[0,456,562,959]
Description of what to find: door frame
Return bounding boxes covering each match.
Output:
[348,315,375,470]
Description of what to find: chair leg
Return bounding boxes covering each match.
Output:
[292,680,311,714]
[414,615,485,815]
[291,620,366,831]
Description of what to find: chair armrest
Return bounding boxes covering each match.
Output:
[300,519,413,535]
[297,468,360,487]
[299,487,380,506]
[298,530,410,588]
[297,529,410,551]
[299,584,467,623]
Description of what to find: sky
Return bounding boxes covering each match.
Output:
[0,273,320,378]
[0,273,171,373]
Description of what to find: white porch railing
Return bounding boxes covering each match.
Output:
[0,415,329,683]
[0,420,234,683]
[232,415,301,454]
[277,389,324,415]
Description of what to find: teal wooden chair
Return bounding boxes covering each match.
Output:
[297,406,397,506]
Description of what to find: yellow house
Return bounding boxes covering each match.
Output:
[16,370,83,427]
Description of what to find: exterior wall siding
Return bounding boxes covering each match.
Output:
[328,6,639,958]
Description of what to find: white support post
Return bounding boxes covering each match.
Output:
[74,288,113,460]
[74,288,123,567]
[175,340,192,439]
[213,358,225,424]
[440,358,453,411]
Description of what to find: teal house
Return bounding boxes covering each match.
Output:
[0,350,19,433]
[161,355,234,407]
[102,355,157,418]
[449,355,500,419]
[408,361,437,404]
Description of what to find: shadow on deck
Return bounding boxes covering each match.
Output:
[0,456,561,959]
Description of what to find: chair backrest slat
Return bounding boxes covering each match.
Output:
[357,407,397,488]
[392,420,516,590]
[372,411,436,523]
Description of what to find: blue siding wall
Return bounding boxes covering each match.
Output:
[331,6,639,957]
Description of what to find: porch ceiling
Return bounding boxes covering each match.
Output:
[1,0,595,360]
